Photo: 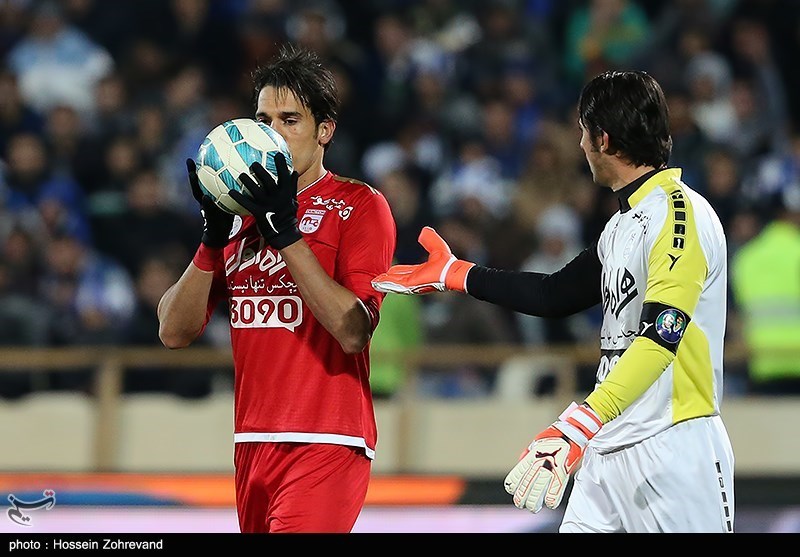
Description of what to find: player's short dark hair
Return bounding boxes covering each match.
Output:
[251,43,340,126]
[578,70,672,169]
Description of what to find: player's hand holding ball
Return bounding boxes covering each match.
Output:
[187,158,235,249]
[230,152,302,250]
[504,402,602,513]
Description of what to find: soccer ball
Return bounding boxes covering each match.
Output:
[194,118,293,215]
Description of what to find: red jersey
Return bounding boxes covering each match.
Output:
[205,171,396,459]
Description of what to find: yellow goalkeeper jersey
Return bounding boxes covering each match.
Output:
[585,168,728,453]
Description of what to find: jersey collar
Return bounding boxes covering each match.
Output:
[617,167,681,213]
[297,170,330,196]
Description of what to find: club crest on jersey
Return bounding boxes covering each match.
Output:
[299,209,325,233]
[655,308,686,344]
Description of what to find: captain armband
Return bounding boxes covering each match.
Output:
[637,302,691,354]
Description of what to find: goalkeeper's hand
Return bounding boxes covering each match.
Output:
[371,226,475,294]
[229,152,302,250]
[188,158,235,249]
[504,402,603,513]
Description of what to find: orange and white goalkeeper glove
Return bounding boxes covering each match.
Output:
[504,402,603,513]
[371,226,475,294]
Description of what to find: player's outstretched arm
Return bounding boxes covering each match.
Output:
[371,227,475,295]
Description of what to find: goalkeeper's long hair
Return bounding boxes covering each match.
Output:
[578,70,672,169]
[251,44,340,150]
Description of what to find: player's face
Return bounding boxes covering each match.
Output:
[255,86,334,185]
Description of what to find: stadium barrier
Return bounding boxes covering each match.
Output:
[1,343,798,477]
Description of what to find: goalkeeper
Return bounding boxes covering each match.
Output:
[372,71,735,533]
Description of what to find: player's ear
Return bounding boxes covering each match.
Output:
[599,130,611,153]
[318,119,335,147]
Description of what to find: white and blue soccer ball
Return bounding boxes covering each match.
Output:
[195,118,293,215]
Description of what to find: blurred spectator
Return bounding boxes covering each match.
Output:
[90,72,136,142]
[3,131,91,244]
[84,134,141,219]
[562,0,650,89]
[511,128,591,230]
[0,224,51,398]
[123,252,220,398]
[460,0,559,103]
[0,0,30,60]
[43,104,105,193]
[725,15,790,150]
[153,0,245,92]
[429,137,512,220]
[367,9,453,137]
[727,0,800,130]
[666,87,713,190]
[0,266,50,398]
[235,0,287,84]
[516,204,592,347]
[39,231,136,391]
[40,232,136,344]
[0,69,44,156]
[726,76,780,165]
[285,0,367,80]
[685,50,735,145]
[480,97,529,180]
[502,61,548,155]
[411,61,482,153]
[486,123,593,271]
[119,37,174,105]
[500,203,596,396]
[323,61,368,178]
[0,224,47,322]
[61,0,139,61]
[419,214,518,397]
[636,1,731,92]
[0,220,45,299]
[730,185,800,395]
[744,129,800,209]
[6,0,114,118]
[163,64,211,142]
[91,167,197,277]
[702,146,744,232]
[377,167,435,265]
[409,0,482,54]
[361,118,444,199]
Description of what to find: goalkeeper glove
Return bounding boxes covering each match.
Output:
[504,402,603,513]
[188,158,234,249]
[371,226,475,294]
[229,152,302,250]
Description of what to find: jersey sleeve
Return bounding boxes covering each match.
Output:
[337,187,397,331]
[201,254,228,332]
[586,189,709,423]
[466,241,602,317]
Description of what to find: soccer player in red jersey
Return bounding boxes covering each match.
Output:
[157,45,397,533]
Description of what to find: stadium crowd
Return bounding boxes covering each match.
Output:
[1,0,799,399]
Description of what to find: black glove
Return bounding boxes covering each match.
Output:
[188,158,234,249]
[229,152,302,250]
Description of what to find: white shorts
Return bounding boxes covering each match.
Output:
[560,415,735,533]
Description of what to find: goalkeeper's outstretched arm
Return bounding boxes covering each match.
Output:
[373,227,603,318]
[466,242,602,318]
